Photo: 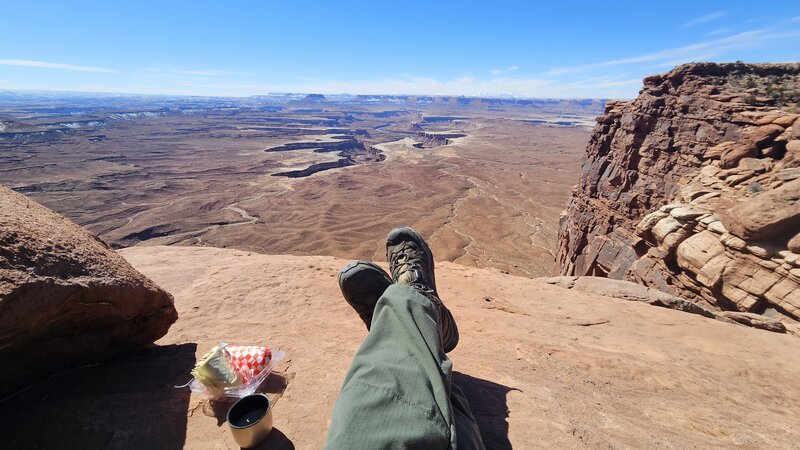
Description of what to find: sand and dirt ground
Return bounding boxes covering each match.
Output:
[4,245,799,449]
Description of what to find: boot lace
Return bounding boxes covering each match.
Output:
[390,243,439,302]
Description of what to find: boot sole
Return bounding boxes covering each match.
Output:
[338,260,392,329]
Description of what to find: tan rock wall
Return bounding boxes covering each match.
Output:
[557,62,800,323]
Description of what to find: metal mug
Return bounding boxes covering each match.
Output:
[227,393,274,448]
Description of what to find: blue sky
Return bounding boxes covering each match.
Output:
[1,1,799,98]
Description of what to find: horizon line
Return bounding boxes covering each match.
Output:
[0,86,617,102]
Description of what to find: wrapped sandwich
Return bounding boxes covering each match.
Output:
[192,345,243,388]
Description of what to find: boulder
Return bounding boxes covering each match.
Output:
[719,143,758,169]
[755,114,781,126]
[676,231,726,275]
[787,140,800,156]
[695,254,730,288]
[764,278,800,319]
[723,178,800,240]
[786,142,800,167]
[719,311,786,333]
[670,206,708,221]
[735,157,768,174]
[0,187,177,395]
[704,141,735,160]
[744,124,785,147]
[707,220,727,234]
[776,168,800,181]
[773,114,799,127]
[721,258,782,308]
[652,216,683,242]
[789,232,800,253]
[720,232,747,250]
[636,210,669,236]
[661,228,690,252]
[720,125,784,169]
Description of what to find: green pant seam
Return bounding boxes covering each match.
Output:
[343,381,451,435]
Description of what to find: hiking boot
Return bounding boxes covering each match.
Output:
[386,227,459,352]
[338,260,392,330]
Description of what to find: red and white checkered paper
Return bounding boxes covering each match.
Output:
[224,345,272,383]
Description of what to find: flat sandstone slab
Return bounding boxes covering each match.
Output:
[4,245,799,449]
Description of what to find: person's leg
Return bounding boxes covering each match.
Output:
[326,283,456,449]
[326,227,484,449]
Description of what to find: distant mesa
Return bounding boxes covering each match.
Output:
[302,93,327,102]
[422,115,470,123]
[265,136,364,153]
[270,138,386,178]
[272,158,354,178]
[414,131,467,148]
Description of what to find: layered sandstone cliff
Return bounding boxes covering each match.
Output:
[556,62,800,326]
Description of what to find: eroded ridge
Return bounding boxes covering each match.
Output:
[557,62,800,327]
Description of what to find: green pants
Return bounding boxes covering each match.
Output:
[326,284,485,450]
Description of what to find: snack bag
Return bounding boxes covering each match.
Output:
[180,342,285,398]
[225,345,272,383]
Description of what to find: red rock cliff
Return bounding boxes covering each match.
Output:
[556,62,800,322]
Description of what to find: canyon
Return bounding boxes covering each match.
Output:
[1,94,598,277]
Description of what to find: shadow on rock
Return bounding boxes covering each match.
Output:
[250,427,295,450]
[453,371,518,450]
[203,371,292,427]
[0,343,197,449]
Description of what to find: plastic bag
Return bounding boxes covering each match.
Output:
[191,345,243,388]
[179,342,286,398]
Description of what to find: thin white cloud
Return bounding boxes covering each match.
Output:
[175,69,224,76]
[489,65,519,76]
[680,11,727,28]
[647,53,720,69]
[587,73,632,82]
[6,72,643,99]
[0,59,116,73]
[269,76,557,97]
[142,67,254,77]
[707,27,733,36]
[543,29,800,76]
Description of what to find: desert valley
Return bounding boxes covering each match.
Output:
[1,93,598,277]
[3,32,800,448]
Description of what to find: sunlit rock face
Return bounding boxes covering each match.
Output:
[557,62,800,323]
[0,186,178,395]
